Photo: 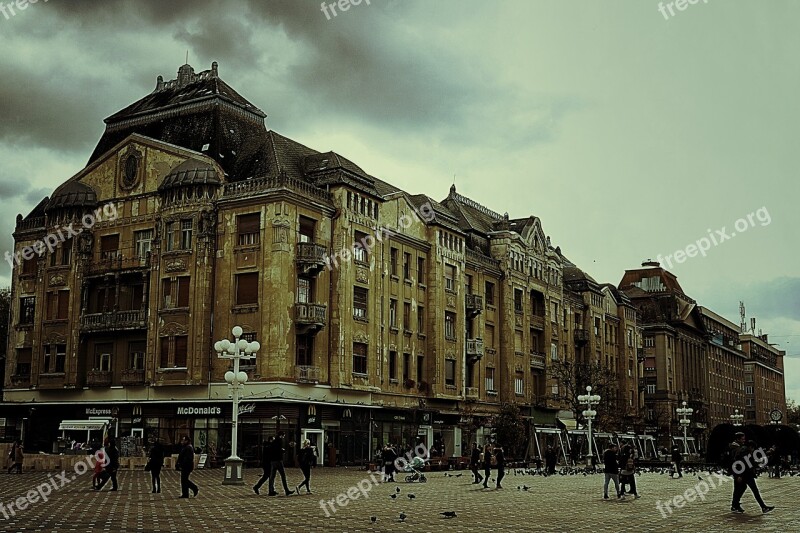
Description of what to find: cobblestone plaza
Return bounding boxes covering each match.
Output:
[0,468,796,532]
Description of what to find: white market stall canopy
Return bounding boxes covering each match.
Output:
[59,419,109,431]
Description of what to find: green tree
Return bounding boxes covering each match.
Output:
[494,402,527,458]
[786,398,800,426]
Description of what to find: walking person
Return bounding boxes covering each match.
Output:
[494,446,505,489]
[469,443,483,484]
[148,441,164,494]
[481,444,493,489]
[92,447,106,489]
[730,433,774,514]
[96,438,119,491]
[602,443,623,500]
[268,431,294,496]
[545,445,557,476]
[619,444,640,499]
[7,440,23,474]
[253,436,274,495]
[177,436,199,498]
[296,439,316,494]
[382,444,397,483]
[670,444,683,478]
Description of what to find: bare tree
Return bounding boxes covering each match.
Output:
[0,286,10,387]
[548,359,620,429]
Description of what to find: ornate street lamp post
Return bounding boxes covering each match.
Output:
[729,409,744,426]
[578,385,601,467]
[676,401,694,455]
[214,326,259,485]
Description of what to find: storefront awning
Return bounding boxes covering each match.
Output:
[557,417,578,430]
[59,420,108,431]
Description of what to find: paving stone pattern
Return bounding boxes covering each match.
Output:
[0,467,797,532]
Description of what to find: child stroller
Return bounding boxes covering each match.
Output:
[403,456,428,483]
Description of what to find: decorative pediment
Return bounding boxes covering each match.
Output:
[353,332,369,344]
[160,321,188,336]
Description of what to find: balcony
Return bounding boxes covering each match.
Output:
[121,369,145,386]
[80,310,148,333]
[296,242,328,276]
[38,373,66,389]
[530,351,546,369]
[574,329,590,346]
[87,370,112,387]
[465,387,479,400]
[296,365,321,384]
[466,338,484,363]
[465,294,484,318]
[295,303,327,335]
[10,373,31,387]
[530,315,545,330]
[84,255,150,276]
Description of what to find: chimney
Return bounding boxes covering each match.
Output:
[211,61,218,77]
[156,75,164,91]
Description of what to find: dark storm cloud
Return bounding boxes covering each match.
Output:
[738,277,800,322]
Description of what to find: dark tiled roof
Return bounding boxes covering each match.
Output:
[563,265,597,284]
[159,159,220,191]
[45,181,97,211]
[440,185,504,235]
[408,194,461,230]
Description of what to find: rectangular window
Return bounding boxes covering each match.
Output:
[389,299,398,327]
[485,324,495,350]
[174,336,188,368]
[552,384,559,396]
[177,277,190,308]
[353,342,368,375]
[389,350,397,380]
[134,229,153,260]
[445,264,455,291]
[165,221,175,251]
[514,289,523,313]
[129,341,145,370]
[550,342,558,361]
[515,373,524,395]
[354,286,368,319]
[514,330,523,353]
[160,338,170,368]
[299,216,316,243]
[181,219,193,250]
[745,385,754,395]
[100,234,120,261]
[417,257,425,284]
[445,311,456,340]
[95,343,112,372]
[21,254,37,275]
[486,367,495,392]
[465,274,473,295]
[445,359,456,386]
[403,353,411,381]
[594,317,601,336]
[56,290,69,319]
[298,278,312,303]
[353,231,369,263]
[237,213,260,246]
[403,302,411,331]
[55,344,66,373]
[61,242,72,265]
[236,272,259,306]
[43,344,52,373]
[390,248,398,276]
[15,348,31,376]
[49,248,57,267]
[417,305,424,334]
[417,355,424,382]
[403,252,411,280]
[162,278,172,308]
[644,337,654,348]
[19,296,35,325]
[646,384,656,394]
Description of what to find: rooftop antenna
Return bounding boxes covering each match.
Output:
[739,301,746,333]
[185,50,189,65]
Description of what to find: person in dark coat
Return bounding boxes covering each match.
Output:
[177,436,199,498]
[382,444,398,482]
[545,446,557,475]
[296,439,316,494]
[7,440,23,474]
[469,443,483,484]
[268,431,294,496]
[602,443,622,499]
[481,444,493,489]
[96,438,119,491]
[670,445,683,478]
[253,436,274,495]
[148,441,165,494]
[619,444,639,498]
[494,446,505,489]
[730,433,774,514]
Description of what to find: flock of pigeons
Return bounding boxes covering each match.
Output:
[368,485,457,524]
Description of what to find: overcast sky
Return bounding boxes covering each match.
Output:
[1,0,797,401]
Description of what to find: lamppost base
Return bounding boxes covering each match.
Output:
[222,457,245,485]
